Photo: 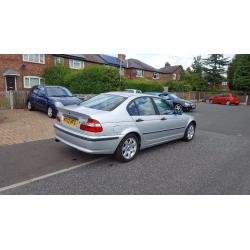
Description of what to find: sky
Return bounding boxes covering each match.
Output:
[125,54,234,70]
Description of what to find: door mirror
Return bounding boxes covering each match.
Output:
[173,109,183,115]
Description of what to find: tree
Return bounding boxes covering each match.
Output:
[191,56,203,77]
[233,54,250,92]
[180,71,207,91]
[202,54,229,87]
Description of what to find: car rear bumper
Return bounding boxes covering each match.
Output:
[54,124,121,154]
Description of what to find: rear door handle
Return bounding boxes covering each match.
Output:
[136,118,144,122]
[161,117,167,120]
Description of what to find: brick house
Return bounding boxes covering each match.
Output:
[0,54,181,92]
[118,55,183,81]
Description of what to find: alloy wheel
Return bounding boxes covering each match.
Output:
[122,138,137,160]
[187,125,195,140]
[47,107,53,118]
[27,101,32,110]
[175,104,182,112]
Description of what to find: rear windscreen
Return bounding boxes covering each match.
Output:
[80,94,126,111]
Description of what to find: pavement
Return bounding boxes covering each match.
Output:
[0,109,54,145]
[1,102,250,194]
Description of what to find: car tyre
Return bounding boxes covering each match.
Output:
[115,133,139,162]
[27,101,33,111]
[183,122,196,142]
[47,106,54,118]
[174,104,183,112]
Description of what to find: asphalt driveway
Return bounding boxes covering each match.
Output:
[1,103,250,194]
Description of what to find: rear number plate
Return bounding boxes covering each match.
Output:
[63,117,78,127]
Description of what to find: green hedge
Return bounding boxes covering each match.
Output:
[123,79,164,92]
[44,65,164,94]
[163,80,192,92]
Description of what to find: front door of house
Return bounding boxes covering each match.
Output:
[6,76,16,91]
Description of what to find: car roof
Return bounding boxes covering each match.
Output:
[106,91,152,98]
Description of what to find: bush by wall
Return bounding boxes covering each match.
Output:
[163,80,192,92]
[68,66,123,94]
[44,64,76,88]
[44,65,164,94]
[123,79,164,92]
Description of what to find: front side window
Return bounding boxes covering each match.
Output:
[153,98,172,115]
[134,97,156,116]
[80,94,126,111]
[24,76,45,88]
[153,72,159,79]
[23,54,45,64]
[54,56,64,65]
[136,69,144,77]
[69,59,84,69]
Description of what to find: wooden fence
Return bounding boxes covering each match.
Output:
[0,91,29,109]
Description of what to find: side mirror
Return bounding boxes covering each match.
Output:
[173,109,183,115]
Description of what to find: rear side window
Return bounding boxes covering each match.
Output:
[80,94,126,111]
[127,101,139,116]
[134,97,156,116]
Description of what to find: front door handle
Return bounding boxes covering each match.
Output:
[136,118,144,122]
[161,117,167,120]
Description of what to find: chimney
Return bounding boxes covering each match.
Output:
[165,62,171,67]
[118,54,126,62]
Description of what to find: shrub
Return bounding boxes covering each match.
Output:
[164,80,192,92]
[44,65,165,94]
[123,78,164,92]
[69,66,123,94]
[44,64,76,88]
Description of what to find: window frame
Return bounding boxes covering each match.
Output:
[152,97,174,115]
[135,69,144,78]
[23,76,45,89]
[54,56,64,65]
[152,72,160,80]
[69,59,84,69]
[127,96,158,116]
[22,54,45,64]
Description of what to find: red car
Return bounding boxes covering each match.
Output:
[208,93,240,105]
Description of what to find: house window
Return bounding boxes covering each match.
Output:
[24,76,45,88]
[54,56,64,65]
[153,72,159,79]
[172,73,177,80]
[136,69,144,77]
[222,82,228,86]
[23,54,45,64]
[69,59,84,69]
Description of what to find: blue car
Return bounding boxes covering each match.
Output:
[27,85,82,118]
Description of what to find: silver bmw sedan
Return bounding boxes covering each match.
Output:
[54,92,196,162]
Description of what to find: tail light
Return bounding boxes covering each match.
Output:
[80,118,103,133]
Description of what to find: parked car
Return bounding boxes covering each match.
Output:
[27,85,82,118]
[124,89,142,93]
[208,93,240,105]
[54,92,196,162]
[144,92,174,107]
[160,92,196,112]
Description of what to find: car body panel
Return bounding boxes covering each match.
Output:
[209,93,240,105]
[54,92,196,154]
[160,92,196,111]
[27,85,82,116]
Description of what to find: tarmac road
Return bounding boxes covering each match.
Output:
[1,103,250,194]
